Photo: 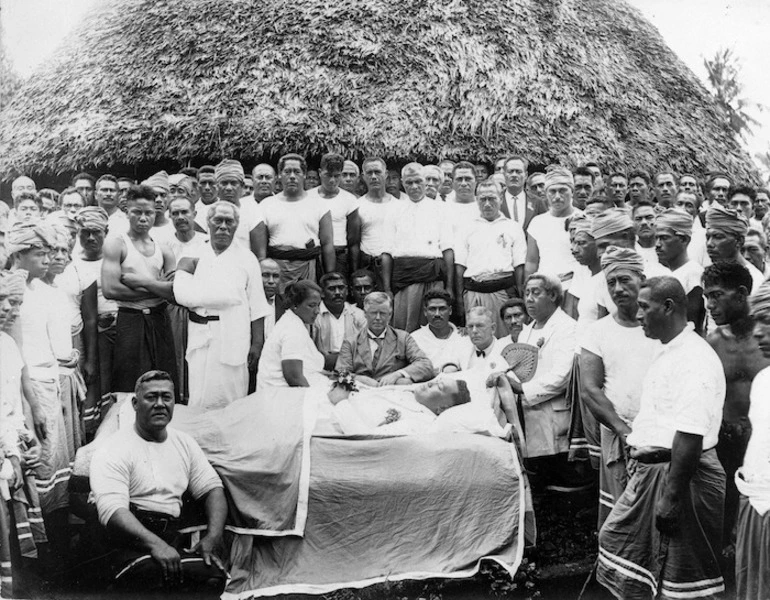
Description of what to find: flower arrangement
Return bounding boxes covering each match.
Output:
[378,408,402,427]
[331,370,359,393]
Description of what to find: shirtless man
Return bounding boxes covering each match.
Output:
[704,262,770,546]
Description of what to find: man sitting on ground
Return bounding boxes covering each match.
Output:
[90,370,227,586]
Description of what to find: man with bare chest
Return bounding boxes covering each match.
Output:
[704,262,770,546]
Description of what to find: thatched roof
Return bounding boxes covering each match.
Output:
[0,0,760,181]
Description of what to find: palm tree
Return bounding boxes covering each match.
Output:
[704,48,763,140]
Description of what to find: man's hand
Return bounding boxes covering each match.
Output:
[21,441,41,470]
[120,272,149,289]
[247,342,263,371]
[378,372,403,386]
[30,406,47,441]
[149,540,183,585]
[655,492,681,536]
[9,456,23,489]
[327,385,351,405]
[486,372,508,388]
[58,349,80,369]
[190,533,226,572]
[83,358,97,384]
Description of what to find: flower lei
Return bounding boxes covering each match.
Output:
[331,370,359,393]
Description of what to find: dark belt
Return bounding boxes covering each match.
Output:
[97,312,117,329]
[189,312,220,324]
[118,303,167,315]
[463,274,517,294]
[130,505,179,535]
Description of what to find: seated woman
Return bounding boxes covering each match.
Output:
[256,280,328,390]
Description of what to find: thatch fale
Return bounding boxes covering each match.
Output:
[0,0,759,180]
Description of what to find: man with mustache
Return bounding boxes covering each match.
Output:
[597,276,726,600]
[174,202,269,410]
[90,370,227,587]
[95,174,129,237]
[632,202,663,269]
[703,262,769,550]
[312,272,366,371]
[411,289,471,376]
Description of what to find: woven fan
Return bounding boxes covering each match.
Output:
[500,343,539,383]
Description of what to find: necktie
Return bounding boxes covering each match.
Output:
[476,349,486,358]
[513,194,519,222]
[371,337,383,366]
[440,194,446,202]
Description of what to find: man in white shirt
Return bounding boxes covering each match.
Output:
[501,156,539,230]
[90,370,227,585]
[422,165,443,200]
[381,163,453,332]
[312,272,366,370]
[735,281,770,598]
[632,202,662,269]
[252,164,276,203]
[455,180,526,334]
[173,202,269,410]
[194,166,217,233]
[436,160,456,203]
[597,276,726,600]
[95,175,129,237]
[411,289,471,375]
[339,160,360,195]
[458,307,509,373]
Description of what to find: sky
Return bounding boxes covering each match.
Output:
[2,0,769,170]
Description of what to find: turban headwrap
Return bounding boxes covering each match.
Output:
[750,281,770,319]
[0,269,27,296]
[6,221,57,254]
[601,245,645,276]
[168,174,194,198]
[706,204,749,237]
[655,208,693,237]
[591,207,633,239]
[142,171,170,194]
[214,159,245,183]
[568,214,594,237]
[74,206,109,232]
[401,162,424,179]
[544,166,574,190]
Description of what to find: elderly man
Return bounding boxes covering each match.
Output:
[95,175,129,237]
[655,209,704,330]
[458,306,509,372]
[211,159,264,257]
[173,202,269,410]
[11,176,36,203]
[455,179,526,333]
[102,184,178,397]
[381,163,453,332]
[411,289,471,375]
[194,166,217,232]
[308,153,358,278]
[597,276,726,599]
[704,173,732,210]
[90,370,227,585]
[258,154,335,285]
[703,263,770,548]
[252,164,276,203]
[525,168,579,287]
[339,160,360,195]
[349,157,397,279]
[336,292,433,386]
[581,247,659,526]
[422,165,443,200]
[500,273,577,486]
[735,282,770,598]
[502,156,540,230]
[706,203,765,291]
[312,272,366,370]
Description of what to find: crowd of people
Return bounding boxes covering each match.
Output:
[1,152,770,598]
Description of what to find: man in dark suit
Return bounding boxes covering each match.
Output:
[500,155,544,232]
[336,292,434,386]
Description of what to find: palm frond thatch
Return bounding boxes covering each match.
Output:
[0,0,760,181]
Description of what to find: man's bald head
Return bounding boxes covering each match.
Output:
[11,176,36,201]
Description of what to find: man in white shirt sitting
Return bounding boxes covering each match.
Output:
[411,289,472,375]
[90,370,227,586]
[459,307,510,373]
[312,272,366,370]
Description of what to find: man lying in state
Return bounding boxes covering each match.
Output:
[325,376,508,437]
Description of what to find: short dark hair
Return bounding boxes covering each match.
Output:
[727,184,757,203]
[71,172,95,187]
[632,200,656,216]
[640,276,687,313]
[319,271,347,288]
[503,155,529,171]
[134,370,174,396]
[706,172,732,190]
[573,166,595,182]
[96,174,118,188]
[628,169,651,185]
[198,165,216,178]
[757,187,770,198]
[285,279,322,307]
[14,191,42,210]
[125,184,157,203]
[453,379,472,407]
[422,288,452,307]
[654,171,677,184]
[453,160,476,177]
[499,297,527,319]
[350,268,376,284]
[585,161,601,171]
[320,153,345,173]
[180,167,199,178]
[60,186,82,200]
[362,156,387,172]
[702,261,752,294]
[278,153,307,174]
[117,177,136,185]
[609,171,628,181]
[38,188,60,204]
